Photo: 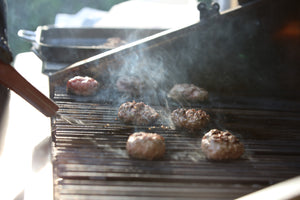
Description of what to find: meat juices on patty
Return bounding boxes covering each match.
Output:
[126,132,165,160]
[116,75,144,96]
[67,76,99,96]
[201,129,244,160]
[168,83,208,102]
[118,101,159,125]
[171,108,210,131]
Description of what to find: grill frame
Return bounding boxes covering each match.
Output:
[49,0,300,199]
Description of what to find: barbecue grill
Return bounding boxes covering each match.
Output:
[48,0,300,199]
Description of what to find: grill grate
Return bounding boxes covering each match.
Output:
[51,98,300,200]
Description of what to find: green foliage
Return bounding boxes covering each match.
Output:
[6,0,128,57]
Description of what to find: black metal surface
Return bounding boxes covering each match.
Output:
[51,0,300,102]
[20,26,164,63]
[197,2,220,20]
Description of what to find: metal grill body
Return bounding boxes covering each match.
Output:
[49,0,300,198]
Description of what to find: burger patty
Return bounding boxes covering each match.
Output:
[171,108,210,131]
[126,132,165,160]
[66,76,99,96]
[116,75,144,96]
[168,83,208,102]
[118,101,159,125]
[201,129,244,160]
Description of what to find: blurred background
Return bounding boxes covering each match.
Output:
[6,0,128,56]
[5,0,231,58]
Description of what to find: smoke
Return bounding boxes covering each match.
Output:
[105,43,190,108]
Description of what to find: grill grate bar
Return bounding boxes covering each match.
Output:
[55,180,262,200]
[52,99,300,199]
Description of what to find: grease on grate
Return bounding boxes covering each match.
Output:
[57,113,85,125]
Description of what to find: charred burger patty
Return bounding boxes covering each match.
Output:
[201,129,244,160]
[171,108,210,131]
[118,101,159,125]
[126,132,165,160]
[168,83,208,102]
[116,75,144,96]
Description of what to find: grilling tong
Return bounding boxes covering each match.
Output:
[0,60,59,117]
[0,0,58,117]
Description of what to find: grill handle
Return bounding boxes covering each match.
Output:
[17,29,37,43]
[0,60,59,117]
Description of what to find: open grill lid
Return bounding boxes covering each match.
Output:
[50,0,300,107]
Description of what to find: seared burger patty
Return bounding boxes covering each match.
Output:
[168,83,208,102]
[67,76,99,96]
[116,75,144,96]
[201,129,244,160]
[118,101,159,125]
[126,132,165,160]
[171,108,210,131]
